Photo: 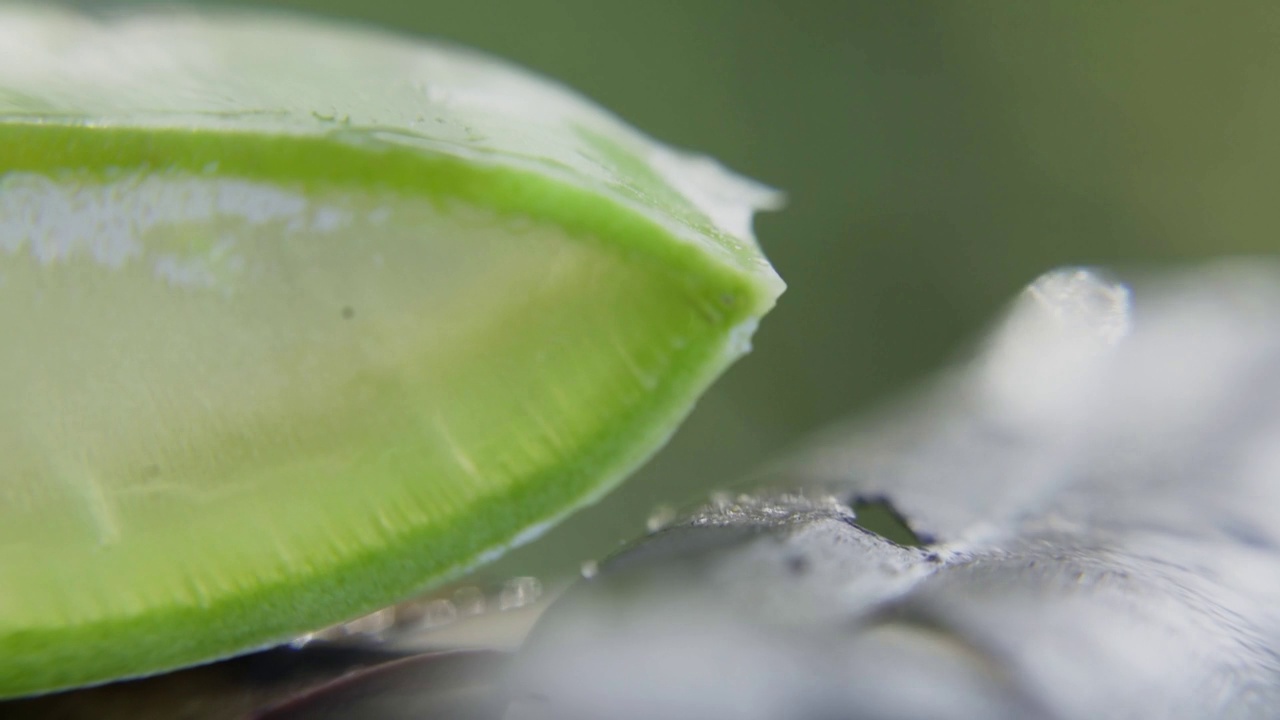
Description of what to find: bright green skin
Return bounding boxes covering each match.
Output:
[0,9,782,697]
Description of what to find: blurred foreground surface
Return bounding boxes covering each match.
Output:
[506,264,1280,719]
[12,262,1280,718]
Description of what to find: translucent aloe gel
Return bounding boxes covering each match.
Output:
[0,7,782,696]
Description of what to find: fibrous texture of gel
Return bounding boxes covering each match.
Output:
[0,6,782,696]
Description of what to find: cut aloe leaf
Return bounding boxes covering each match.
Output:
[0,6,783,697]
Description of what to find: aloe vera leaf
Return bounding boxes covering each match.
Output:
[0,6,783,697]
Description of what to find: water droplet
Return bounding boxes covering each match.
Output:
[499,576,543,611]
[580,560,599,579]
[453,586,486,616]
[981,268,1133,424]
[646,504,677,533]
[1025,267,1132,345]
[418,598,458,629]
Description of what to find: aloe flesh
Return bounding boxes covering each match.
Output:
[0,8,782,697]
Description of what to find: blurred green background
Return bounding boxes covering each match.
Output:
[88,0,1280,580]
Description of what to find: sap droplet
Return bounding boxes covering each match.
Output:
[1025,267,1133,345]
[499,576,543,611]
[418,598,458,629]
[453,586,486,616]
[981,267,1134,425]
[709,490,733,510]
[646,504,677,533]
